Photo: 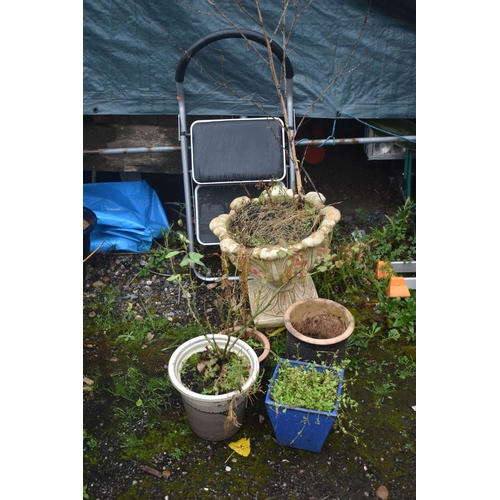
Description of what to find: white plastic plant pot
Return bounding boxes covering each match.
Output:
[168,334,260,441]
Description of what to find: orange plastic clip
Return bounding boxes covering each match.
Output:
[387,276,411,297]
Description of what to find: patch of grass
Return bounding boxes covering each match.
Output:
[364,376,397,407]
[107,366,173,426]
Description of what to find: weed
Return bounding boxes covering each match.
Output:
[364,376,396,407]
[107,367,172,426]
[119,431,143,450]
[137,228,209,328]
[369,198,416,262]
[354,207,368,225]
[170,447,185,459]
[181,348,258,395]
[365,359,389,375]
[348,321,382,349]
[395,355,416,380]
[83,429,98,450]
[376,295,416,342]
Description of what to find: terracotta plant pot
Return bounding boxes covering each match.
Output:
[167,334,260,441]
[284,298,355,365]
[219,326,271,371]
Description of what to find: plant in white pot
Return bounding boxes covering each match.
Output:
[265,358,350,453]
[168,332,261,441]
[159,232,265,441]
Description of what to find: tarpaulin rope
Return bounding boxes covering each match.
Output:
[295,112,415,147]
[295,118,337,148]
[338,111,416,144]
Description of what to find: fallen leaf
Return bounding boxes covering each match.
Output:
[228,437,251,457]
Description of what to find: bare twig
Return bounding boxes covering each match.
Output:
[83,242,104,263]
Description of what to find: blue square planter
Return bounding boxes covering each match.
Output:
[265,359,344,453]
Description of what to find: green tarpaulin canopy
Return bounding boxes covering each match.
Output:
[83,0,415,119]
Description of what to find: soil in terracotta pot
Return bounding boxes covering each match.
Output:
[293,312,345,339]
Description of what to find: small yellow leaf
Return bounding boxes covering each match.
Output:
[228,437,251,457]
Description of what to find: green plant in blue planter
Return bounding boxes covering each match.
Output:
[265,358,345,452]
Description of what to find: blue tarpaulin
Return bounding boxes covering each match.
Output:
[83,180,170,253]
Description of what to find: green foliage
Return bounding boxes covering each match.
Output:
[270,360,343,413]
[84,195,416,486]
[354,207,368,225]
[313,198,415,301]
[144,228,206,276]
[119,431,143,450]
[376,295,416,342]
[395,355,416,380]
[368,198,416,263]
[181,350,253,395]
[364,375,397,407]
[107,367,172,426]
[348,321,382,349]
[83,429,98,450]
[309,198,416,430]
[170,447,185,459]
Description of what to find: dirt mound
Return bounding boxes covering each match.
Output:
[294,312,345,339]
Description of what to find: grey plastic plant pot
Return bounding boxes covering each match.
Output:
[284,298,355,365]
[167,334,260,441]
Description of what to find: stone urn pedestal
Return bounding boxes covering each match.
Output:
[209,189,341,328]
